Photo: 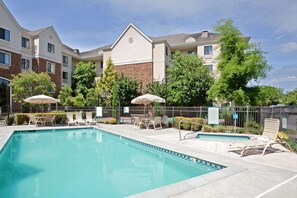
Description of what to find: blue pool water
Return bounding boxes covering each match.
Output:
[0,128,223,198]
[197,133,251,141]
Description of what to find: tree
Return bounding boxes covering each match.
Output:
[112,82,120,120]
[85,88,98,106]
[117,73,140,106]
[146,82,167,116]
[166,51,214,106]
[58,86,73,106]
[10,70,56,103]
[208,19,271,105]
[95,57,116,106]
[71,93,86,107]
[247,86,283,106]
[72,61,96,98]
[283,89,297,105]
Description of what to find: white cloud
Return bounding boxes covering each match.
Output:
[280,42,297,53]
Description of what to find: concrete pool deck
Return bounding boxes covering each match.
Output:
[1,124,297,197]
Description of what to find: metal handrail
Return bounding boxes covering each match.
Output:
[178,120,203,141]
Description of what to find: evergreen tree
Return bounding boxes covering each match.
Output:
[95,57,116,106]
[112,82,119,121]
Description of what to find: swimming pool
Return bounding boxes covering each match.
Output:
[0,128,223,198]
[196,133,251,142]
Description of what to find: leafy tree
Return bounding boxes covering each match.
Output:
[247,86,283,106]
[71,93,86,107]
[10,70,56,103]
[207,19,271,105]
[283,89,297,105]
[112,82,120,121]
[72,61,96,98]
[85,88,98,106]
[95,57,116,106]
[166,51,214,106]
[117,73,140,106]
[58,86,73,106]
[146,82,167,99]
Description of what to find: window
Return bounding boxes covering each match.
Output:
[21,37,30,48]
[62,55,68,67]
[46,62,55,73]
[204,45,213,55]
[48,43,55,53]
[47,86,55,93]
[207,64,213,74]
[100,61,103,69]
[62,71,68,82]
[0,51,10,66]
[187,50,196,55]
[165,46,168,56]
[21,58,30,70]
[0,28,10,41]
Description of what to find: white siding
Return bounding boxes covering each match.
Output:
[111,26,152,65]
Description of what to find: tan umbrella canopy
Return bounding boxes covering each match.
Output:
[131,94,165,105]
[24,94,59,104]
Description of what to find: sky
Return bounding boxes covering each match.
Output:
[3,0,297,92]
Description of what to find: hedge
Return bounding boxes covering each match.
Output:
[173,117,203,131]
[14,112,67,125]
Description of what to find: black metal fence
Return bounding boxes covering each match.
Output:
[1,105,296,132]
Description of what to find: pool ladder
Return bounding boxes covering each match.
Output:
[178,120,203,141]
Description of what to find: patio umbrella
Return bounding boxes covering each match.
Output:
[131,94,165,116]
[131,94,165,105]
[24,94,59,112]
[24,94,59,104]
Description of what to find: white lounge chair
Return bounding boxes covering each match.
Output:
[76,112,86,126]
[229,118,292,157]
[133,117,146,129]
[67,112,76,126]
[147,116,162,130]
[28,115,44,126]
[161,115,168,127]
[86,112,96,125]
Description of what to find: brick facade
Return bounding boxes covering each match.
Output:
[32,57,62,96]
[115,62,153,91]
[0,48,21,80]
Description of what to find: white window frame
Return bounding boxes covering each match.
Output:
[206,64,213,75]
[21,58,30,70]
[204,45,213,56]
[187,50,196,55]
[62,55,68,67]
[0,51,11,66]
[46,62,55,74]
[21,37,30,49]
[0,27,10,41]
[62,71,68,82]
[48,43,55,54]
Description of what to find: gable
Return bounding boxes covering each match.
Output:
[0,1,23,32]
[111,25,153,65]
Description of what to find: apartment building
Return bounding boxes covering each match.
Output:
[0,0,220,111]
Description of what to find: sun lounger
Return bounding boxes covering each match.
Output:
[229,118,292,157]
[67,112,76,126]
[133,117,146,129]
[76,112,86,126]
[86,112,96,125]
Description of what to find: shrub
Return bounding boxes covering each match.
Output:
[278,131,289,140]
[202,125,225,132]
[104,120,109,124]
[109,118,117,124]
[174,117,184,128]
[203,125,212,132]
[5,115,15,125]
[190,118,203,131]
[284,138,297,152]
[215,125,225,133]
[14,113,30,125]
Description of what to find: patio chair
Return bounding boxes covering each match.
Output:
[229,118,292,157]
[28,115,44,126]
[76,112,86,126]
[67,112,76,126]
[147,116,162,130]
[133,117,146,129]
[161,115,168,127]
[86,112,96,125]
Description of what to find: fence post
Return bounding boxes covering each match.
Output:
[200,106,202,118]
[245,106,249,129]
[172,106,175,118]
